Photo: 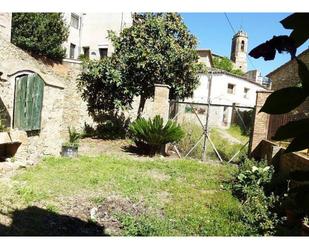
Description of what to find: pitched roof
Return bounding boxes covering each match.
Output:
[207,67,268,90]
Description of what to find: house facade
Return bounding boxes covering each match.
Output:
[62,13,132,61]
[182,31,268,128]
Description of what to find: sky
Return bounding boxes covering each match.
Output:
[180,13,309,76]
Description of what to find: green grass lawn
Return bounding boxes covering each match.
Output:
[0,155,250,236]
[227,125,249,144]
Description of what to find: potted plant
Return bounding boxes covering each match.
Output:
[61,127,80,157]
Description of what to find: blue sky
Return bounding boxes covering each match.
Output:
[180,13,309,76]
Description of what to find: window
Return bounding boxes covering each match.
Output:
[241,40,245,52]
[70,43,76,59]
[70,13,80,29]
[227,83,235,94]
[244,88,249,98]
[14,73,44,131]
[99,48,108,59]
[83,47,90,59]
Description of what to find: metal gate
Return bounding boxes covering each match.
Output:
[169,100,255,163]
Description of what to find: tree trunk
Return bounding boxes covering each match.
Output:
[137,95,146,118]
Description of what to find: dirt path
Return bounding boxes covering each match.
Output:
[215,129,242,144]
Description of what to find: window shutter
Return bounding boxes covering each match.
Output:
[30,74,44,130]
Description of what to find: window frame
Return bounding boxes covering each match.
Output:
[243,87,250,99]
[99,48,108,59]
[227,83,235,95]
[70,13,80,29]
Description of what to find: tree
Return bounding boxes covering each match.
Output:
[11,13,69,61]
[79,13,204,117]
[213,56,244,76]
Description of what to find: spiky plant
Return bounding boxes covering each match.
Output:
[129,115,184,155]
[64,126,81,148]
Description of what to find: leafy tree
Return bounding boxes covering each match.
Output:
[79,13,204,117]
[11,13,69,61]
[213,56,244,76]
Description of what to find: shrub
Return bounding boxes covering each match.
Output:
[129,115,184,155]
[232,158,281,235]
[11,13,69,61]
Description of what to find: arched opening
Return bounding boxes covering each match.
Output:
[241,40,245,52]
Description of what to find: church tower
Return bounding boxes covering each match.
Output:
[230,30,248,73]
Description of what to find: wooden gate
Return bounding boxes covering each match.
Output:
[14,73,44,131]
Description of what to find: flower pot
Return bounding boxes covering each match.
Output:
[61,145,78,157]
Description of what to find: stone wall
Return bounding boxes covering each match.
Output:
[0,37,68,163]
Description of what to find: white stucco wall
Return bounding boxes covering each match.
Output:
[0,13,12,42]
[186,73,266,128]
[63,13,132,60]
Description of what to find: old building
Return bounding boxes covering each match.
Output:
[62,13,132,61]
[185,31,268,128]
[0,13,92,164]
[0,13,11,42]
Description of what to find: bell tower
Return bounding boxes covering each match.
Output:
[230,30,248,73]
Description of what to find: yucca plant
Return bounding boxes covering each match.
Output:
[129,115,184,155]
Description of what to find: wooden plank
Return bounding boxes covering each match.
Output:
[13,77,22,129]
[14,75,28,130]
[25,74,35,131]
[31,74,44,130]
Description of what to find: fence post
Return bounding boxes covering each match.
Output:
[152,84,170,122]
[249,90,272,153]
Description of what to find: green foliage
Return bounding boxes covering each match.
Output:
[81,113,130,140]
[79,13,203,117]
[213,56,244,76]
[129,115,184,155]
[0,107,8,132]
[250,13,309,153]
[78,58,131,115]
[232,158,280,235]
[11,13,69,61]
[0,119,6,132]
[63,127,80,148]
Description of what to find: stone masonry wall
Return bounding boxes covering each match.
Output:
[0,37,67,163]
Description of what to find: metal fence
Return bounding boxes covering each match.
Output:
[169,100,255,163]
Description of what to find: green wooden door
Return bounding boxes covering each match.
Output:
[14,73,44,131]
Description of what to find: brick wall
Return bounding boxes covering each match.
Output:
[249,91,272,153]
